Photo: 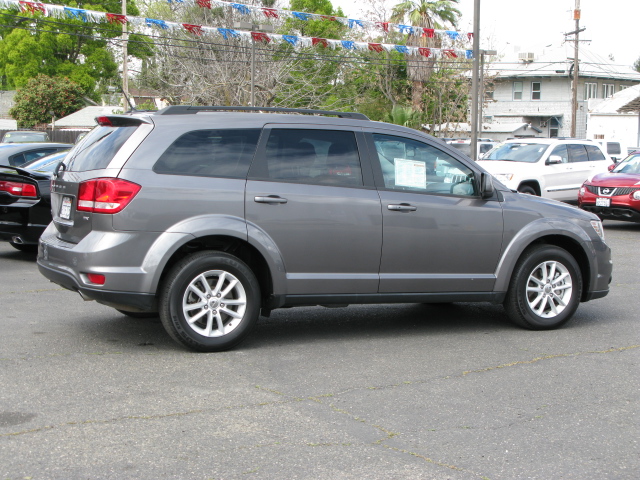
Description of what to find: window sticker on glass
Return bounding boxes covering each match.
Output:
[395,158,426,188]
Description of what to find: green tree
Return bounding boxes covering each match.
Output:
[9,74,86,127]
[634,56,640,73]
[390,0,461,110]
[0,1,148,98]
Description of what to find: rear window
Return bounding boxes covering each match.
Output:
[65,126,137,171]
[153,129,260,178]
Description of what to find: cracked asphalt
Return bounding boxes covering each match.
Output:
[1,221,638,479]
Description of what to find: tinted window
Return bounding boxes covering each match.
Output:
[65,126,137,171]
[585,144,606,161]
[154,129,260,178]
[549,144,569,163]
[567,144,589,163]
[373,134,476,196]
[263,129,363,187]
[606,142,621,155]
[9,148,57,166]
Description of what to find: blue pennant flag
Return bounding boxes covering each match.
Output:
[231,3,251,15]
[341,40,355,50]
[64,7,88,22]
[395,45,409,54]
[283,35,298,46]
[466,50,473,59]
[218,28,240,39]
[398,25,414,35]
[292,11,312,21]
[146,18,168,29]
[446,31,459,40]
[348,19,364,29]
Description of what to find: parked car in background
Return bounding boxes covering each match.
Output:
[37,106,611,352]
[478,138,613,201]
[1,130,50,143]
[578,150,640,223]
[0,143,72,167]
[447,139,498,159]
[0,151,68,251]
[594,140,627,163]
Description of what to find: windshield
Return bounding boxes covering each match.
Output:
[612,154,640,174]
[483,143,548,163]
[20,151,69,172]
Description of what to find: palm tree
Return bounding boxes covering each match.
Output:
[390,1,461,111]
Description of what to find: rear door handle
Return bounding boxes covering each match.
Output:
[254,195,288,204]
[388,203,417,212]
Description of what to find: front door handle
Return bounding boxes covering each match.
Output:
[255,195,288,204]
[388,203,417,212]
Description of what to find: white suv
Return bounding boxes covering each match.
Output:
[478,139,613,201]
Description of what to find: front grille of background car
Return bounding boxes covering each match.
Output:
[586,185,640,196]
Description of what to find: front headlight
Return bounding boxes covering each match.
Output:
[633,190,640,200]
[579,187,586,196]
[494,173,514,183]
[591,220,605,242]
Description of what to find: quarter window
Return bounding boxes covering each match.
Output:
[372,134,476,196]
[531,82,541,100]
[262,129,363,187]
[154,129,261,178]
[513,81,523,100]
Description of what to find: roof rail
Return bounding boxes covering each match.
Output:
[155,105,369,120]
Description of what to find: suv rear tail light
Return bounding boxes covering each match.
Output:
[77,178,141,214]
[0,180,37,197]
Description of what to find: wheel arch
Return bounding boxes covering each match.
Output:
[517,180,541,196]
[495,220,595,301]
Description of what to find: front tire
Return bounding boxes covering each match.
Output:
[159,251,260,352]
[504,245,582,330]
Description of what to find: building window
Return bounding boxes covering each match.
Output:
[549,117,560,138]
[584,82,598,100]
[603,84,615,98]
[531,82,541,100]
[513,81,523,100]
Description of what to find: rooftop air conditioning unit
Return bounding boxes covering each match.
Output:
[519,52,535,63]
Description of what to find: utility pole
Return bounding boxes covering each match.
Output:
[122,0,129,108]
[470,0,480,160]
[234,22,274,106]
[570,0,581,137]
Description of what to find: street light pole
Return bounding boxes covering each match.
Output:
[470,0,480,160]
[122,0,129,108]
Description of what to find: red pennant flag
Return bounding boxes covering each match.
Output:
[368,43,384,53]
[312,37,328,48]
[443,49,458,58]
[262,8,278,18]
[106,13,127,25]
[19,1,46,14]
[467,32,474,41]
[320,15,337,22]
[418,48,431,58]
[183,24,203,36]
[422,28,435,38]
[251,32,271,43]
[376,22,389,32]
[196,0,212,9]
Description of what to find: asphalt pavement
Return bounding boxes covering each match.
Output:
[0,221,638,479]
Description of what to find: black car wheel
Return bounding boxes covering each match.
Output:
[159,251,260,352]
[504,245,582,330]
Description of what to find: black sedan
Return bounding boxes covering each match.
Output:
[0,151,67,252]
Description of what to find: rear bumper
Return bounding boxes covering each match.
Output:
[38,260,157,311]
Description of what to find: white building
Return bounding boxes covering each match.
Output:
[484,45,640,139]
[587,84,640,150]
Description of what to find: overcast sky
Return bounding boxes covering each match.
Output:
[330,0,639,68]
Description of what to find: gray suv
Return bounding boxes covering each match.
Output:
[37,106,612,352]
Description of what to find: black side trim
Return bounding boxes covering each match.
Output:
[37,262,157,312]
[267,292,507,309]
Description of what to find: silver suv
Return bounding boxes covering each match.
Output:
[37,107,612,351]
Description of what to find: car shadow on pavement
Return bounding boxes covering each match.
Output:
[0,248,38,263]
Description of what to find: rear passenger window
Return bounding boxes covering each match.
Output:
[154,129,260,178]
[585,144,606,161]
[567,144,589,163]
[262,129,363,187]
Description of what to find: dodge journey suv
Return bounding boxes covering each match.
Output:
[37,106,612,351]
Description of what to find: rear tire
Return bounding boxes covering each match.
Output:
[504,245,582,330]
[159,251,260,352]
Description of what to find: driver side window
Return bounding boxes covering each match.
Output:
[372,134,476,196]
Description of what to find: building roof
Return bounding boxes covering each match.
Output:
[429,122,541,134]
[588,84,640,114]
[492,45,640,82]
[55,106,122,128]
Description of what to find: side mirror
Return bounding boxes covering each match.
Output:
[608,163,616,172]
[546,155,563,165]
[480,172,494,199]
